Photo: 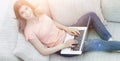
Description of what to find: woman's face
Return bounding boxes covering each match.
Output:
[19,5,34,20]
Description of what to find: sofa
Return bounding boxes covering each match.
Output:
[1,0,120,61]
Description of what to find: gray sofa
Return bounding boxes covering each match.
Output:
[0,0,120,61]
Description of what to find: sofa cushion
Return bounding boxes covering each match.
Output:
[101,0,120,22]
[87,22,120,41]
[86,22,120,41]
[48,0,106,26]
[0,0,10,18]
[106,22,120,40]
[13,33,49,61]
[0,18,20,61]
[0,0,13,30]
[0,52,22,61]
[6,0,16,18]
[82,52,120,61]
[27,0,51,17]
[0,18,18,53]
[50,52,120,61]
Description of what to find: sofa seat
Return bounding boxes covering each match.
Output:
[50,51,120,61]
[0,18,22,61]
[1,0,120,61]
[86,22,120,40]
[106,22,120,40]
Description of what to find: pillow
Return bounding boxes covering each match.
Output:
[0,0,16,29]
[13,33,49,61]
[48,0,106,26]
[101,0,120,22]
[0,18,20,61]
[6,0,16,18]
[0,18,18,53]
[0,52,21,61]
[27,0,51,17]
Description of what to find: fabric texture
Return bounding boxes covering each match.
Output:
[101,0,120,22]
[0,18,18,53]
[48,0,106,26]
[13,33,49,61]
[0,18,20,61]
[24,14,66,47]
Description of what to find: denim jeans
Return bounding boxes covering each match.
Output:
[83,39,120,52]
[72,12,112,40]
[72,12,120,52]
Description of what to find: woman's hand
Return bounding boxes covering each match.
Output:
[63,39,78,48]
[65,27,80,36]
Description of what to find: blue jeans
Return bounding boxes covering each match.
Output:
[72,12,120,52]
[83,39,120,52]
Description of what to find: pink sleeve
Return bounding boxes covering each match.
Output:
[24,30,37,41]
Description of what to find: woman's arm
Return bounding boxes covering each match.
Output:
[53,20,68,32]
[29,38,77,56]
[53,20,80,36]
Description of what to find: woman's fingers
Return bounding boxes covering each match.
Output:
[71,40,78,48]
[75,30,80,36]
[76,30,80,35]
[71,30,80,36]
[65,39,78,48]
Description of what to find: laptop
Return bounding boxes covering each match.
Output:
[60,17,91,55]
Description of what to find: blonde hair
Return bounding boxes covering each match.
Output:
[14,0,43,34]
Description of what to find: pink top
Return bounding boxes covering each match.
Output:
[24,14,66,47]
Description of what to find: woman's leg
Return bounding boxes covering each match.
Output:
[72,12,112,40]
[83,39,120,52]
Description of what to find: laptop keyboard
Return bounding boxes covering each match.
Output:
[71,30,84,51]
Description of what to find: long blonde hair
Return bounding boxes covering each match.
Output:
[14,0,43,34]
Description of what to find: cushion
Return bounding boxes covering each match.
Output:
[106,22,120,40]
[50,52,120,61]
[0,0,10,18]
[48,0,106,26]
[6,0,16,18]
[101,0,120,22]
[0,18,18,53]
[0,0,14,29]
[27,0,51,17]
[0,52,21,61]
[0,19,20,60]
[0,18,20,61]
[13,33,49,61]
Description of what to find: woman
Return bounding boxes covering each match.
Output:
[14,0,120,56]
